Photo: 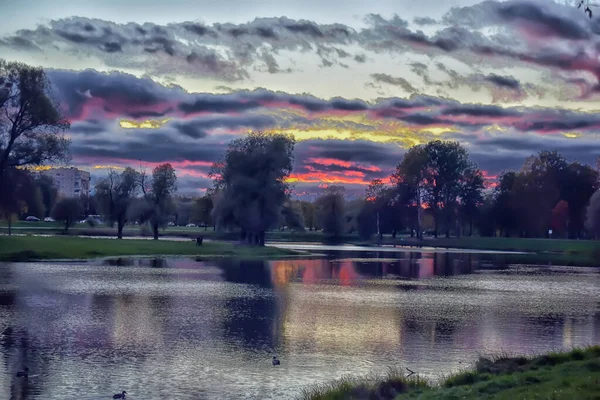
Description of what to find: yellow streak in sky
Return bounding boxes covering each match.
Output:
[93,165,126,170]
[562,132,581,138]
[119,118,171,129]
[18,166,52,171]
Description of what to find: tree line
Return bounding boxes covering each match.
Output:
[2,59,600,244]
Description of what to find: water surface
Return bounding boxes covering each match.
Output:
[0,250,599,399]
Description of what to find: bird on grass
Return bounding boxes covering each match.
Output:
[16,367,28,378]
[112,391,127,399]
[272,356,280,366]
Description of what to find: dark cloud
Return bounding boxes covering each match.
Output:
[171,114,276,138]
[441,104,520,117]
[413,17,437,26]
[482,73,521,90]
[295,139,403,168]
[4,2,598,89]
[371,73,417,93]
[46,68,185,119]
[70,119,107,135]
[496,1,590,41]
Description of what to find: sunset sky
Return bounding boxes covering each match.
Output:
[2,0,600,197]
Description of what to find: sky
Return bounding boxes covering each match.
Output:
[2,0,600,197]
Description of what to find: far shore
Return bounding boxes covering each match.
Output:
[2,221,599,258]
[0,235,310,262]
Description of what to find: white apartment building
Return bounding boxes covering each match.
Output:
[41,167,91,198]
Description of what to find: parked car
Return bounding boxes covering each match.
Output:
[186,223,196,227]
[25,216,40,221]
[167,222,176,226]
[44,217,55,222]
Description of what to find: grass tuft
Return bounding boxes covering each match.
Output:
[299,346,600,400]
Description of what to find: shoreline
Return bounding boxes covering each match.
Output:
[1,226,599,264]
[0,235,315,262]
[300,346,600,400]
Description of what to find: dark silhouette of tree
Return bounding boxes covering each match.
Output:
[34,174,58,218]
[191,195,214,230]
[51,198,83,233]
[392,145,429,238]
[314,185,345,237]
[94,167,140,239]
[280,200,305,231]
[422,140,471,238]
[459,166,485,237]
[210,131,296,246]
[551,200,569,238]
[585,190,600,238]
[0,167,34,235]
[299,201,315,231]
[561,162,598,238]
[0,59,70,209]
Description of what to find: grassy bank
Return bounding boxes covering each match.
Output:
[300,346,600,400]
[2,222,599,257]
[0,235,302,262]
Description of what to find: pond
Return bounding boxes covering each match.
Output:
[0,248,599,399]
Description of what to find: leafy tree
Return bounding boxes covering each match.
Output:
[51,197,83,233]
[423,140,471,238]
[0,167,33,235]
[561,162,598,238]
[585,190,600,238]
[314,185,345,237]
[146,163,177,240]
[492,171,519,237]
[299,201,315,231]
[94,167,140,239]
[172,196,194,226]
[392,145,429,238]
[209,131,296,246]
[0,59,71,208]
[458,165,485,236]
[191,195,214,230]
[551,200,569,238]
[280,200,305,231]
[34,174,58,218]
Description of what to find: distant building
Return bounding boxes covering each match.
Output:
[40,167,91,198]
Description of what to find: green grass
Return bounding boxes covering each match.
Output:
[2,221,599,257]
[299,346,600,400]
[0,235,303,262]
[299,367,430,400]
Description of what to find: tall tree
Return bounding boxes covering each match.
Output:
[0,60,71,207]
[585,190,600,238]
[392,145,429,239]
[561,162,598,238]
[493,171,519,237]
[148,163,177,240]
[191,195,214,230]
[551,200,569,238]
[423,140,470,238]
[299,201,315,231]
[210,131,296,246]
[94,167,140,239]
[458,165,485,237]
[314,185,346,237]
[51,197,83,233]
[34,174,58,218]
[0,167,33,235]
